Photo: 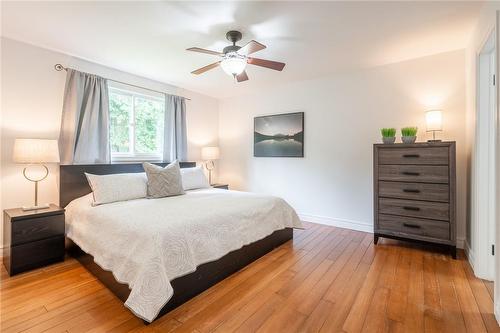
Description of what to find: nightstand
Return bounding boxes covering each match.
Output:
[212,184,229,190]
[3,204,65,275]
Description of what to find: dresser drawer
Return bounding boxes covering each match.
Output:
[378,165,449,184]
[11,214,64,246]
[378,147,449,165]
[10,236,65,275]
[379,198,449,221]
[378,181,449,202]
[378,214,450,240]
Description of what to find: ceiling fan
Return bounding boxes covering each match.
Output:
[187,30,286,82]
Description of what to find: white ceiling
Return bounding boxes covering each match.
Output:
[2,1,483,99]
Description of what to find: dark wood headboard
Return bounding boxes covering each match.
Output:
[59,162,196,207]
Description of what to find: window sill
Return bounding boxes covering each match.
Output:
[111,160,164,164]
[111,155,163,163]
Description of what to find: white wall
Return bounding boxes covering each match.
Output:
[0,37,219,249]
[219,50,467,243]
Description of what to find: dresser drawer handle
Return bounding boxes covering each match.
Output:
[403,189,421,193]
[403,206,420,211]
[402,171,420,176]
[403,154,420,158]
[403,223,421,229]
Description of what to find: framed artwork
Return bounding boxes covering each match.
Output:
[254,112,304,157]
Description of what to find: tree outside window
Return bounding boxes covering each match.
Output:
[109,87,164,161]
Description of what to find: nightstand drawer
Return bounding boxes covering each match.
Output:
[378,214,450,240]
[11,214,64,246]
[10,236,65,275]
[378,165,449,183]
[378,147,449,165]
[379,198,449,221]
[378,181,449,202]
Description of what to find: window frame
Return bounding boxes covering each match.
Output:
[108,84,165,163]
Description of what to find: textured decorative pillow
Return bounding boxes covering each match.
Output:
[143,161,185,198]
[180,166,210,191]
[85,172,147,206]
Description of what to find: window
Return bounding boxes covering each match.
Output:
[109,84,165,162]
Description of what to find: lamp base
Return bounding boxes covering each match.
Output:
[22,204,50,211]
[427,139,442,143]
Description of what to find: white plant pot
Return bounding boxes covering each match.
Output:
[401,136,417,144]
[382,137,396,144]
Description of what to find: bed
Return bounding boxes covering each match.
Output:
[60,163,301,322]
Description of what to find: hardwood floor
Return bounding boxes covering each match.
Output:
[1,222,498,332]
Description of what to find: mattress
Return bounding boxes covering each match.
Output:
[65,188,302,322]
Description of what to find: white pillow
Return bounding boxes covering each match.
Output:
[85,172,147,206]
[180,166,210,190]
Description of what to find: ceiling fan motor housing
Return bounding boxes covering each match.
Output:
[223,45,241,54]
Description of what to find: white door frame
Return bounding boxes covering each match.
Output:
[495,12,500,321]
[474,28,497,281]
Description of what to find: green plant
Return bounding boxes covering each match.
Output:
[401,127,418,137]
[381,128,396,137]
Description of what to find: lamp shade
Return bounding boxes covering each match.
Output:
[425,110,443,132]
[13,139,60,163]
[201,146,220,160]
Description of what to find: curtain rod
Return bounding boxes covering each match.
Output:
[54,64,191,101]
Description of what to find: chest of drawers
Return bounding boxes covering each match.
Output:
[373,142,456,258]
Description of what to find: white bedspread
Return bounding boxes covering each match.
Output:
[65,188,302,322]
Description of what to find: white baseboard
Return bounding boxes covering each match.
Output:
[495,302,500,324]
[464,239,475,269]
[298,213,373,233]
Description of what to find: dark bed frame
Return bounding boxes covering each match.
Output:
[60,163,293,322]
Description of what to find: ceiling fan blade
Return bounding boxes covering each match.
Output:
[247,57,285,71]
[238,40,266,56]
[236,70,249,82]
[191,62,221,75]
[187,47,223,56]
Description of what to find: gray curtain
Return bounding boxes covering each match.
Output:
[59,69,110,164]
[163,95,187,162]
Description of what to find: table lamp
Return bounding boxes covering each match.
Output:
[13,139,60,211]
[425,110,443,142]
[201,146,220,185]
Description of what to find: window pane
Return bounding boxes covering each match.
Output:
[109,91,132,153]
[134,97,164,154]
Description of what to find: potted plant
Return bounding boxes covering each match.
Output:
[381,128,396,144]
[401,127,418,144]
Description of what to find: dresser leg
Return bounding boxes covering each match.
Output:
[374,234,379,245]
[450,246,457,259]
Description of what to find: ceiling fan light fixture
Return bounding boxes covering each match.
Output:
[220,52,247,76]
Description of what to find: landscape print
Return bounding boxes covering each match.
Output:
[254,112,304,157]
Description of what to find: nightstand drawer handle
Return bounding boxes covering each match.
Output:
[403,189,420,193]
[403,223,421,229]
[403,206,420,211]
[403,154,420,158]
[402,171,420,176]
